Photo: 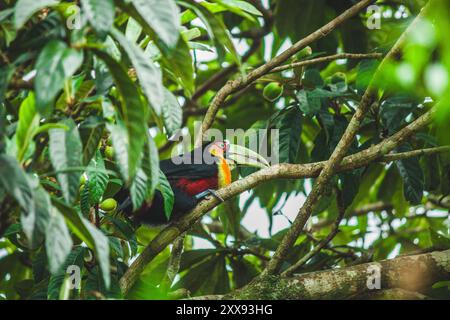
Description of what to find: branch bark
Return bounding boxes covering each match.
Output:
[192,250,450,300]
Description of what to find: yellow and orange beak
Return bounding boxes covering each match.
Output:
[225,144,270,169]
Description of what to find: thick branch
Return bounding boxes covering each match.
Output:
[193,250,450,300]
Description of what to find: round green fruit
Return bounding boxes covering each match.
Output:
[79,174,86,186]
[296,46,312,59]
[105,146,114,160]
[100,198,117,212]
[330,72,346,84]
[263,82,283,101]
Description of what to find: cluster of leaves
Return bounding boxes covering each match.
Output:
[0,0,449,300]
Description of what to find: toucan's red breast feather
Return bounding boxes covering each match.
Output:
[175,177,218,196]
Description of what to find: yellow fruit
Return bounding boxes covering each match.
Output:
[105,146,114,160]
[263,82,283,101]
[100,198,117,212]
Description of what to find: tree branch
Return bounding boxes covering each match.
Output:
[269,53,383,73]
[192,250,450,300]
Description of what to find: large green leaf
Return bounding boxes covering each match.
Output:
[86,151,108,205]
[14,0,59,29]
[81,218,110,289]
[49,118,83,204]
[395,144,424,205]
[161,89,182,136]
[51,198,110,289]
[130,168,148,211]
[0,65,14,104]
[80,0,115,37]
[275,106,302,163]
[47,246,85,300]
[160,37,195,96]
[94,51,147,183]
[27,179,53,246]
[0,154,35,240]
[142,134,160,201]
[16,93,39,163]
[156,170,174,220]
[79,116,105,165]
[130,0,180,48]
[111,28,164,115]
[45,207,73,274]
[179,0,240,65]
[380,95,420,134]
[106,123,130,182]
[34,40,84,115]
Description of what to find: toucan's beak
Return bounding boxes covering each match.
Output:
[225,144,270,169]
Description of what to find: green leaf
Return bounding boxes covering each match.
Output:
[86,151,108,205]
[161,89,182,136]
[156,170,174,220]
[213,0,262,17]
[95,50,147,183]
[275,107,302,163]
[0,65,14,104]
[81,218,110,289]
[80,0,115,37]
[380,95,419,134]
[35,40,84,115]
[106,123,129,181]
[141,134,160,200]
[79,116,105,165]
[49,118,83,204]
[47,246,85,300]
[14,0,59,29]
[28,181,53,246]
[429,229,450,250]
[160,37,194,96]
[395,144,424,205]
[130,0,180,48]
[111,28,164,115]
[179,0,240,65]
[130,168,148,211]
[45,207,73,274]
[52,198,110,289]
[125,17,142,43]
[0,154,35,240]
[16,93,40,163]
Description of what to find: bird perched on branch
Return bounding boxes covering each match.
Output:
[115,141,269,225]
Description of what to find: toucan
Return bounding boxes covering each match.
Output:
[115,141,270,225]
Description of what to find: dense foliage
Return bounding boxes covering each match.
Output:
[0,0,449,300]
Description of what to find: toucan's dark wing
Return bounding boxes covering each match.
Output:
[160,157,218,180]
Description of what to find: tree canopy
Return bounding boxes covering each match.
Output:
[0,0,449,300]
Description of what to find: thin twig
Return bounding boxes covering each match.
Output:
[269,53,383,73]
